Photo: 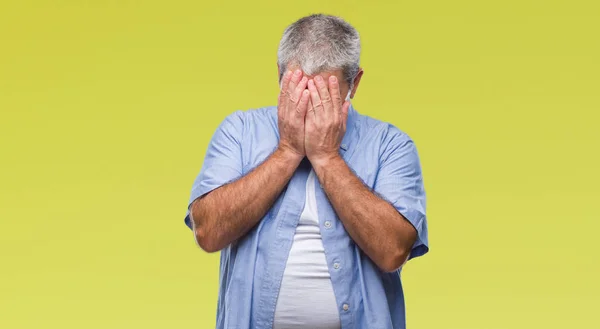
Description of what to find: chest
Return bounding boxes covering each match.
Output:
[240,125,381,191]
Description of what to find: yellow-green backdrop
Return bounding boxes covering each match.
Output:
[1,0,598,328]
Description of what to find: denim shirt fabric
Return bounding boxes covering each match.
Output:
[184,104,429,329]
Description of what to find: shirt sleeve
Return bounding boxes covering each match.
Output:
[183,110,245,230]
[373,126,429,260]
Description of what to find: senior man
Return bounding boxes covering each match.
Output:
[184,14,429,329]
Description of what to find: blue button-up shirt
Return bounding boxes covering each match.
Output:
[184,104,429,329]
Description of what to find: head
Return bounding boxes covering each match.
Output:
[277,14,364,101]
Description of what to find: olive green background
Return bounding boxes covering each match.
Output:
[1,0,598,328]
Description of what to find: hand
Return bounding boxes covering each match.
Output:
[277,69,310,159]
[305,75,351,168]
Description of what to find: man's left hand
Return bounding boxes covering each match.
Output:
[305,75,351,168]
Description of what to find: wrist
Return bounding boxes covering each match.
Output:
[309,152,343,174]
[274,145,304,167]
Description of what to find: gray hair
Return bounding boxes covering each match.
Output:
[277,14,361,86]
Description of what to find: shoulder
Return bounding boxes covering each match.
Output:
[355,113,423,173]
[230,106,276,121]
[355,112,414,150]
[224,106,277,127]
[218,106,277,134]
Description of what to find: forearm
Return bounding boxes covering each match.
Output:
[191,147,302,252]
[312,155,417,272]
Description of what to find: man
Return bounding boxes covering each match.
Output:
[184,14,429,329]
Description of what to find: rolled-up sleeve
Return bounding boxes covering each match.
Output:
[373,127,429,260]
[184,110,245,230]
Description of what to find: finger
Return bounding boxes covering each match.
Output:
[307,79,322,120]
[328,76,342,118]
[306,98,315,126]
[313,75,332,117]
[287,69,304,101]
[296,89,310,117]
[278,70,293,116]
[280,70,293,92]
[292,76,308,105]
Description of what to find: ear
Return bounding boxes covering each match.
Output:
[349,68,364,99]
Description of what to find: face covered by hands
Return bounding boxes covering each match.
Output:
[276,68,356,167]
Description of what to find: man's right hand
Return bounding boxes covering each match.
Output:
[192,71,310,252]
[277,69,310,159]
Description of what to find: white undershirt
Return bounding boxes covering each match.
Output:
[273,169,341,329]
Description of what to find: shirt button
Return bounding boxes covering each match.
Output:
[324,221,332,228]
[333,262,340,269]
[341,143,348,149]
[342,304,349,311]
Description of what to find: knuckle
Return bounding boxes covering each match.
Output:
[284,91,297,103]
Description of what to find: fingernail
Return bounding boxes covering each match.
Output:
[286,70,292,77]
[301,76,307,83]
[295,69,302,76]
[330,76,337,83]
[315,75,323,82]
